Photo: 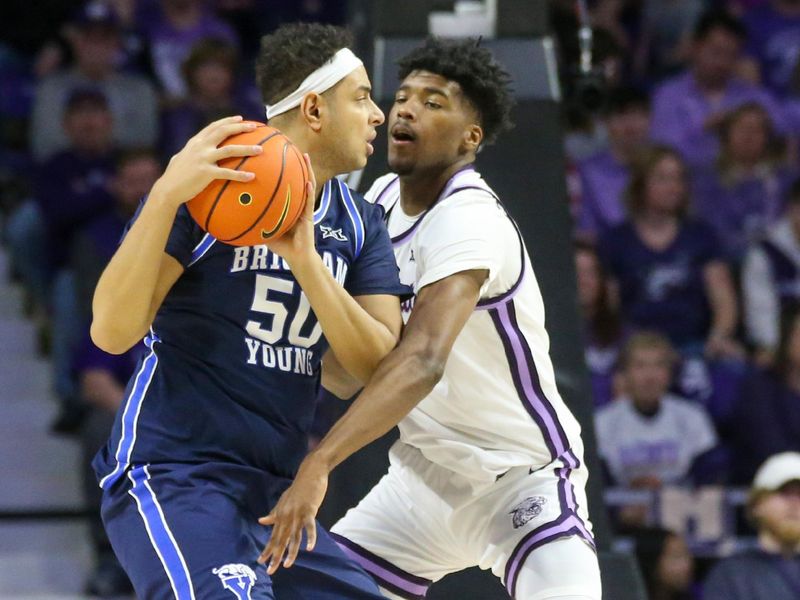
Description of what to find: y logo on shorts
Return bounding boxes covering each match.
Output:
[509,496,547,529]
[212,563,257,600]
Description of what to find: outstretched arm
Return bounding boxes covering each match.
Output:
[258,268,487,573]
[91,116,262,354]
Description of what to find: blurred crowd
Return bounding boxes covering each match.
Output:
[556,0,800,597]
[0,0,799,598]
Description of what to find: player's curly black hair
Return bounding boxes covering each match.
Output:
[397,37,514,145]
[255,22,354,106]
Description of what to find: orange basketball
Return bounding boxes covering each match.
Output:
[187,123,309,246]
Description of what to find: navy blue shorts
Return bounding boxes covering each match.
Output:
[101,462,384,599]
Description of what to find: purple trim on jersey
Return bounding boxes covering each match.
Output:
[489,301,570,460]
[331,532,430,599]
[373,176,399,209]
[389,166,477,246]
[475,220,526,310]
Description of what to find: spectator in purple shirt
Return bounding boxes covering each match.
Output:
[575,240,626,408]
[159,37,262,161]
[71,148,161,324]
[651,9,785,171]
[576,87,651,239]
[38,88,117,431]
[598,145,741,357]
[741,0,800,97]
[142,0,238,101]
[693,102,795,263]
[7,88,118,306]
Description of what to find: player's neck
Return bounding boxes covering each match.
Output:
[398,158,474,215]
[274,123,336,208]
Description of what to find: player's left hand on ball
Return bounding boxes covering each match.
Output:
[265,153,317,268]
[257,455,329,574]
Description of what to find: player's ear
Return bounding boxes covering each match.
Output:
[300,92,323,132]
[462,123,483,154]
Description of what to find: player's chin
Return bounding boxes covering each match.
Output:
[351,152,369,170]
[388,155,414,175]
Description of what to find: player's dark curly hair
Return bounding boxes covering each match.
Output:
[255,23,354,106]
[397,37,514,145]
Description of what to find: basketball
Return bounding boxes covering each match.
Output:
[187,122,309,246]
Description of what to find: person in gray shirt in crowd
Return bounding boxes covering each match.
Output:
[29,1,158,161]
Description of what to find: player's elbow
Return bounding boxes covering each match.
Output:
[409,347,446,388]
[90,318,137,355]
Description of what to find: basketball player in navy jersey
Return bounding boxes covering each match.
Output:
[91,23,405,599]
[261,38,602,599]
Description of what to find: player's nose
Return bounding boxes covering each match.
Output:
[396,103,415,122]
[370,99,385,126]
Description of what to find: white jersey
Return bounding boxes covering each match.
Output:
[365,168,584,482]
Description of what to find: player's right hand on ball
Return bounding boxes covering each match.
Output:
[151,115,263,206]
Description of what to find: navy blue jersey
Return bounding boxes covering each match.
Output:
[94,178,406,489]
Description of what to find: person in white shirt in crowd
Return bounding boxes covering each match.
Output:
[742,178,800,367]
[595,331,720,490]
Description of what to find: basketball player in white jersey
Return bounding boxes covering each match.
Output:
[259,38,602,600]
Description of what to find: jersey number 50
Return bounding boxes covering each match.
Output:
[245,274,322,347]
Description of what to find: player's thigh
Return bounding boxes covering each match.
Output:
[101,465,273,599]
[271,525,385,600]
[510,536,601,600]
[474,460,598,598]
[331,465,468,596]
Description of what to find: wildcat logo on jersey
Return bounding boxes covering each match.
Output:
[320,225,348,242]
[509,496,547,529]
[212,563,257,600]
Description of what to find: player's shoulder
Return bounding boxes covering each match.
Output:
[363,172,400,205]
[440,170,500,207]
[333,178,388,224]
[431,172,504,223]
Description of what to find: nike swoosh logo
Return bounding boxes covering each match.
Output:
[261,185,292,239]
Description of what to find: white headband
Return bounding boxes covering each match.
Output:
[265,47,363,120]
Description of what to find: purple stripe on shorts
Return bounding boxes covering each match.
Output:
[489,302,568,459]
[504,453,597,596]
[559,452,595,549]
[331,533,430,599]
[556,465,572,513]
[505,515,584,597]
